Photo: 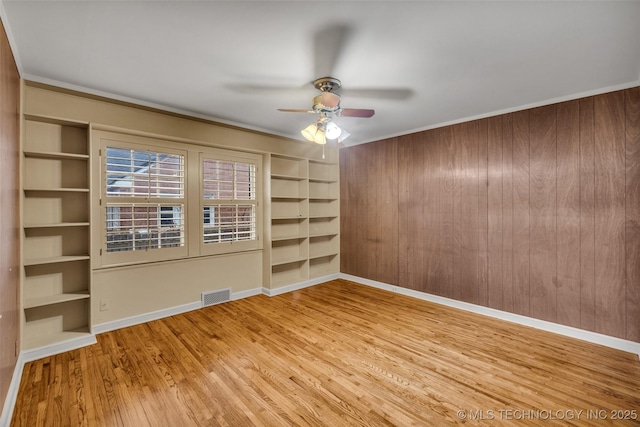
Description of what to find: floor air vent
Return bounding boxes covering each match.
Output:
[202,288,231,307]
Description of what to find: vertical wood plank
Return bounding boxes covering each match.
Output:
[594,90,626,338]
[353,144,370,278]
[477,119,489,306]
[556,100,581,328]
[423,130,441,294]
[487,116,503,309]
[339,149,352,274]
[512,110,531,316]
[529,105,557,323]
[364,143,377,280]
[340,147,359,275]
[453,121,480,303]
[439,126,455,298]
[397,135,413,289]
[501,114,514,312]
[625,87,640,342]
[412,133,428,292]
[579,97,596,332]
[374,139,399,285]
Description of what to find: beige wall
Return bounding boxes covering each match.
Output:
[24,83,332,159]
[92,252,262,325]
[23,82,337,330]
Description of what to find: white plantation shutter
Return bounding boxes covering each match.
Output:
[97,131,262,266]
[102,143,187,263]
[201,155,259,254]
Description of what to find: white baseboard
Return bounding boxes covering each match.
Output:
[21,334,98,364]
[262,273,341,297]
[0,352,25,427]
[339,273,640,359]
[232,287,263,301]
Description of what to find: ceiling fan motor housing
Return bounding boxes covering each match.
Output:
[313,77,342,93]
[312,92,341,113]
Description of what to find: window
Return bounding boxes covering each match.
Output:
[96,130,262,267]
[101,141,188,265]
[201,156,258,254]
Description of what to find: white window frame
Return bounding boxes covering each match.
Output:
[98,133,189,266]
[199,150,261,256]
[93,130,263,268]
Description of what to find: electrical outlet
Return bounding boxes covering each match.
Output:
[100,299,110,311]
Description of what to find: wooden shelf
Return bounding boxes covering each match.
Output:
[24,150,89,160]
[271,234,307,242]
[271,255,308,267]
[268,154,337,289]
[309,232,338,238]
[308,178,337,183]
[309,251,338,260]
[22,114,92,352]
[271,173,306,181]
[25,291,90,309]
[24,187,90,193]
[24,222,90,229]
[24,255,90,267]
[23,113,88,127]
[309,197,336,201]
[271,196,307,200]
[272,215,306,220]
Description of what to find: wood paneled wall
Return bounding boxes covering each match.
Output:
[341,88,640,342]
[0,18,20,412]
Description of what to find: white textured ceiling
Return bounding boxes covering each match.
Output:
[2,1,640,145]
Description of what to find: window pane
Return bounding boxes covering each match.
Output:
[203,159,255,200]
[203,204,255,244]
[106,147,184,198]
[106,203,184,252]
[235,162,255,200]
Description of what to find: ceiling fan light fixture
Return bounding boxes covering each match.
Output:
[337,128,351,143]
[301,122,327,145]
[301,123,318,142]
[325,121,342,139]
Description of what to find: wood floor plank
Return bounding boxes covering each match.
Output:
[11,280,640,426]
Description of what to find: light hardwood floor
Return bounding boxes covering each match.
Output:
[11,279,640,426]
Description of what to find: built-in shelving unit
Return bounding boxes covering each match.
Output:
[307,159,340,278]
[267,154,339,288]
[21,114,92,350]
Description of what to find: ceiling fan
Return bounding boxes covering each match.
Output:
[228,24,410,147]
[278,76,375,145]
